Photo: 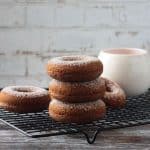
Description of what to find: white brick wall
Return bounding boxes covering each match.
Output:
[55,6,84,27]
[0,5,25,27]
[27,6,55,27]
[0,0,150,87]
[0,55,26,76]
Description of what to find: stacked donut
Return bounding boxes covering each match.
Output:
[0,55,125,117]
[47,55,107,124]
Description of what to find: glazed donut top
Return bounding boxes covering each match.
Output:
[1,86,48,98]
[47,55,101,66]
[51,99,105,110]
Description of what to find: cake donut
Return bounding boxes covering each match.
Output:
[49,78,106,103]
[101,77,126,108]
[0,86,50,113]
[47,55,103,82]
[49,99,106,124]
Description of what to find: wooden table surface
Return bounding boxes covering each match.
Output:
[0,121,150,150]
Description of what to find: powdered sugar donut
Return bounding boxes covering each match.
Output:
[47,55,103,82]
[49,99,106,124]
[0,86,50,113]
[101,77,126,108]
[49,78,106,103]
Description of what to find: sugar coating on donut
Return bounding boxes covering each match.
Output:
[1,86,48,98]
[102,77,125,96]
[50,99,105,111]
[51,77,104,89]
[48,55,100,66]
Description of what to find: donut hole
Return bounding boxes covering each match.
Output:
[62,56,82,61]
[106,86,112,92]
[105,83,113,92]
[14,88,33,93]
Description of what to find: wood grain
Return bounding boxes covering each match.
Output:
[0,121,150,150]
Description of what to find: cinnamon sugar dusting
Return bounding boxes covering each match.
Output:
[51,77,104,89]
[50,99,105,111]
[47,55,100,66]
[1,86,48,98]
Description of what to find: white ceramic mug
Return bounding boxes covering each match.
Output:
[98,48,150,96]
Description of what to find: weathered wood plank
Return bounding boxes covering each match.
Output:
[0,121,150,150]
[0,143,150,150]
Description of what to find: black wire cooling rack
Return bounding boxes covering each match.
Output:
[0,89,150,144]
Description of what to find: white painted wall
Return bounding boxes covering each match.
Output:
[0,0,150,87]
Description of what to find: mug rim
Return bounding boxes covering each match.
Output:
[100,48,147,56]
